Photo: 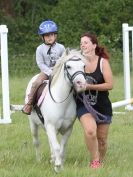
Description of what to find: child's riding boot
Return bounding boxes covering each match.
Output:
[22,73,47,115]
[22,85,38,115]
[22,102,33,115]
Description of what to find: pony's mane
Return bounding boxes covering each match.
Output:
[51,49,85,86]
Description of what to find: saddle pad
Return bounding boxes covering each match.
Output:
[37,84,48,107]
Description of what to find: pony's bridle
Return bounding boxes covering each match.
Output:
[64,58,85,84]
[49,58,85,103]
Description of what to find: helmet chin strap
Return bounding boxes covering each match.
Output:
[43,39,56,45]
[41,34,56,54]
[42,33,57,46]
[42,39,56,55]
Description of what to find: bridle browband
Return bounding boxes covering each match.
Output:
[49,58,85,103]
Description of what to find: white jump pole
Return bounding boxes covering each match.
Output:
[112,98,133,109]
[122,23,133,110]
[0,25,11,124]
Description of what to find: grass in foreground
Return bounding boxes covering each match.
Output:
[0,74,133,177]
[0,111,133,177]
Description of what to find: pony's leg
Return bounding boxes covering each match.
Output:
[47,137,55,164]
[29,117,41,161]
[46,124,62,172]
[60,127,73,166]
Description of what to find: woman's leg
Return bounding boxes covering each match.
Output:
[97,123,110,162]
[79,113,99,162]
[22,72,48,115]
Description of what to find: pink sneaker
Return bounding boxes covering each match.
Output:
[89,160,102,169]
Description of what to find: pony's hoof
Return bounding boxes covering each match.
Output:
[50,158,55,164]
[54,165,63,173]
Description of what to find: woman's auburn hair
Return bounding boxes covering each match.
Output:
[81,32,110,60]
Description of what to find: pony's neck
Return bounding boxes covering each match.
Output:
[50,67,72,101]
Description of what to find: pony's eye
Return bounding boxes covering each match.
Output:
[66,65,71,69]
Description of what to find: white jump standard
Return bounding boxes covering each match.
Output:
[0,25,11,124]
[122,23,133,110]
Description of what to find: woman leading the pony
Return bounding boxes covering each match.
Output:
[76,32,113,169]
[22,20,65,115]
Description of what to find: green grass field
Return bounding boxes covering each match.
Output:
[0,75,133,177]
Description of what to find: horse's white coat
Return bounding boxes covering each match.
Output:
[25,50,86,172]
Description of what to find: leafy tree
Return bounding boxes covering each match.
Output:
[0,0,133,53]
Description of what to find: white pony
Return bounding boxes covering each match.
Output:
[25,49,86,172]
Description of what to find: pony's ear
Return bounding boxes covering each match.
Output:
[65,48,70,55]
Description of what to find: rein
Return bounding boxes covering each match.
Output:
[48,77,73,103]
[48,58,85,103]
[76,92,107,123]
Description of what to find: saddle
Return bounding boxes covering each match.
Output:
[32,82,48,124]
[33,82,48,107]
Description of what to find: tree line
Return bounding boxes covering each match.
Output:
[0,0,133,54]
[0,0,133,76]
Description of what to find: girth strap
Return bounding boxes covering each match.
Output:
[34,104,44,124]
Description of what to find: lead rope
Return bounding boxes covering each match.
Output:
[76,92,107,123]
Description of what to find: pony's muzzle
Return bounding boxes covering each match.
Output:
[74,79,86,92]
